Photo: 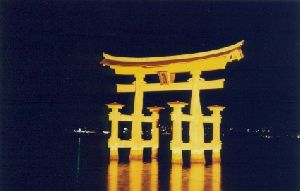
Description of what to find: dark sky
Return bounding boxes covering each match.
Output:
[1,1,300,135]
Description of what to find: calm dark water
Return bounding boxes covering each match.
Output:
[2,134,300,191]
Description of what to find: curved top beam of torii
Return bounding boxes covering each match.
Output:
[100,40,244,75]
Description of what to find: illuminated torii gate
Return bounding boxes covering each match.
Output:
[101,41,244,163]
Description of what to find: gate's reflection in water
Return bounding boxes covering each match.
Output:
[108,161,221,191]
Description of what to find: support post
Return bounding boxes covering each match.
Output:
[130,73,145,160]
[207,105,225,163]
[168,101,188,163]
[106,102,125,160]
[147,106,164,159]
[190,71,205,163]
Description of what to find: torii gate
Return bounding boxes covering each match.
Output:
[100,40,244,163]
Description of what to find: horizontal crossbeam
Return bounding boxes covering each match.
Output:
[117,79,225,93]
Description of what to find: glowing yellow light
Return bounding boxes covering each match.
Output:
[107,162,221,191]
[101,41,244,163]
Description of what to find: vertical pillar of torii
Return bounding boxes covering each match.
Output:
[147,106,164,159]
[168,101,187,163]
[190,70,205,163]
[130,73,145,159]
[208,105,225,162]
[106,102,124,160]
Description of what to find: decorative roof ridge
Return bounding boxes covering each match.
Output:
[101,40,244,64]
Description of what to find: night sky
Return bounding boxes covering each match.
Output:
[2,1,300,137]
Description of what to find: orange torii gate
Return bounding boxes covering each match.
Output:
[100,40,244,163]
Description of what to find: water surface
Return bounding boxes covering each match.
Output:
[2,134,300,191]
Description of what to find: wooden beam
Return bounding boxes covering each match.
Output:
[117,83,135,92]
[112,57,229,75]
[116,79,224,93]
[199,79,225,90]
